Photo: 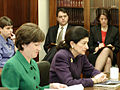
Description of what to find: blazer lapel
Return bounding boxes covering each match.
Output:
[97,26,102,42]
[104,26,111,44]
[54,25,59,40]
[67,24,72,30]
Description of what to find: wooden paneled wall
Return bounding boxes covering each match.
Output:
[0,0,38,61]
[0,0,38,31]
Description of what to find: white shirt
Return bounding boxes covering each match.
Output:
[56,23,68,41]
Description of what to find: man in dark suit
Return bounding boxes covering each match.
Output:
[43,8,71,63]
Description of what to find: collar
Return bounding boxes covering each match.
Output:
[59,23,68,29]
[0,35,13,45]
[65,49,83,63]
[0,35,7,43]
[15,50,36,73]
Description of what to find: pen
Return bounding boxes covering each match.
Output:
[97,41,100,44]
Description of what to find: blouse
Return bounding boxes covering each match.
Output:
[0,35,15,67]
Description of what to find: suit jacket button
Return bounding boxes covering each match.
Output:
[34,76,36,80]
[36,86,38,88]
[30,67,33,70]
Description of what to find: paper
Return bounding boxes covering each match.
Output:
[93,46,112,54]
[61,84,84,90]
[94,80,120,88]
[44,84,84,90]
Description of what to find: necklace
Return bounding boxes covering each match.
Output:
[101,26,108,32]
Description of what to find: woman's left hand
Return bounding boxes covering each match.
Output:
[50,83,67,89]
[98,43,104,49]
[94,73,108,83]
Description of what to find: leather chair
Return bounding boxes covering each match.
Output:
[0,73,8,90]
[37,61,50,86]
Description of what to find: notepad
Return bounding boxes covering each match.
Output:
[94,80,120,88]
[93,46,113,54]
[44,84,84,90]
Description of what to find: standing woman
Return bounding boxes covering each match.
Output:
[88,8,119,73]
[50,26,107,87]
[1,23,67,90]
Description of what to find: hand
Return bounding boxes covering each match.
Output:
[95,43,104,52]
[10,33,15,39]
[95,47,99,52]
[94,43,104,53]
[98,43,104,49]
[106,44,115,51]
[50,83,67,89]
[92,73,108,83]
[10,33,16,44]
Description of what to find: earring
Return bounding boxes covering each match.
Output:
[71,46,74,48]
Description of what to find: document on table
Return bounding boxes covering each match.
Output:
[44,84,84,90]
[94,80,120,88]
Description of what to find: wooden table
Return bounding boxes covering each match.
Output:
[85,86,120,90]
[85,73,120,90]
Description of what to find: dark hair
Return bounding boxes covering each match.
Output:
[57,26,89,50]
[0,16,13,28]
[15,23,45,51]
[96,8,110,25]
[56,8,69,17]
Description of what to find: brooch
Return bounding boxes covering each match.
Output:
[70,58,73,63]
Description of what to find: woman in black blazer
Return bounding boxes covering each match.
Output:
[88,8,119,73]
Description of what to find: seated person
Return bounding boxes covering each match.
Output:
[1,23,67,90]
[0,16,15,71]
[49,26,107,87]
[88,8,119,73]
[43,8,71,63]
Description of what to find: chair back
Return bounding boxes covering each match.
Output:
[0,72,8,89]
[37,61,50,86]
